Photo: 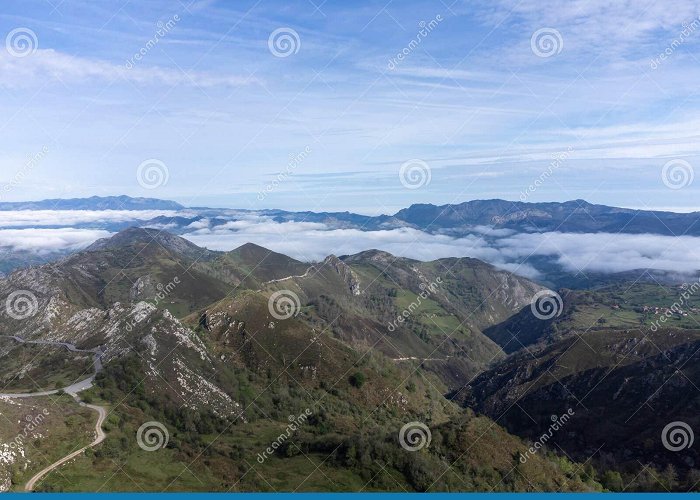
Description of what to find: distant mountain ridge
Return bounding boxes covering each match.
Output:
[394,199,700,236]
[1,195,698,237]
[1,196,698,286]
[0,195,183,211]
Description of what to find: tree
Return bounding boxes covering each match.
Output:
[601,470,623,491]
[660,464,679,491]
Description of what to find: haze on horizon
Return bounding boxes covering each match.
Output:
[0,0,699,215]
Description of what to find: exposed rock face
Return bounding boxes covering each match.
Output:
[491,209,551,224]
[130,275,155,301]
[323,255,361,295]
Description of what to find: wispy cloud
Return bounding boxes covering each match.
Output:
[0,49,259,88]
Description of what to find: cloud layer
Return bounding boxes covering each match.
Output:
[0,228,112,254]
[0,209,181,228]
[182,216,700,278]
[1,210,698,280]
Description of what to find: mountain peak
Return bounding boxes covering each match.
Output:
[341,248,400,264]
[85,227,208,261]
[231,242,273,254]
[226,242,308,280]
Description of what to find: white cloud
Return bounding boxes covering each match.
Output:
[496,231,700,275]
[0,228,112,254]
[482,0,700,57]
[184,219,502,263]
[0,209,183,228]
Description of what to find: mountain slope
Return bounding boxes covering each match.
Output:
[463,327,700,485]
[461,279,700,488]
[0,228,229,319]
[241,247,545,389]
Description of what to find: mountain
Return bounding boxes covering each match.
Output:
[394,199,700,237]
[219,246,545,389]
[2,227,696,491]
[217,242,309,283]
[0,228,602,492]
[85,227,213,261]
[0,195,184,211]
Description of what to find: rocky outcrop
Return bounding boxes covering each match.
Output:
[323,255,361,295]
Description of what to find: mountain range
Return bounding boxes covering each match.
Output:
[0,223,698,492]
[0,196,698,289]
[3,195,699,236]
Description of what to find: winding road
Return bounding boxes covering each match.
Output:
[24,400,107,492]
[0,334,108,491]
[0,335,103,398]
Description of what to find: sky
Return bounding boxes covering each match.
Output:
[1,0,699,215]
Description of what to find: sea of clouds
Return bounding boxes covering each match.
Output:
[0,209,698,279]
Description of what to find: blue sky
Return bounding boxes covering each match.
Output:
[1,0,699,214]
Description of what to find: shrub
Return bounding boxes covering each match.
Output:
[349,372,366,388]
